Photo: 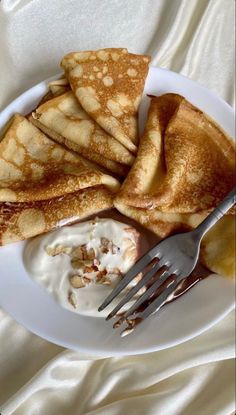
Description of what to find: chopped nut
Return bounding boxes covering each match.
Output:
[111,245,119,254]
[111,267,122,276]
[87,248,95,260]
[71,245,84,260]
[71,247,82,260]
[32,111,41,120]
[70,275,85,289]
[71,245,95,260]
[96,269,110,285]
[71,258,93,269]
[102,279,112,285]
[68,291,77,308]
[45,245,72,257]
[84,265,95,274]
[101,237,109,246]
[83,276,92,284]
[101,246,109,254]
[96,270,107,281]
[81,245,89,259]
[100,237,110,253]
[93,258,100,267]
[100,237,119,255]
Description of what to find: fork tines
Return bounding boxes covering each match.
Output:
[98,244,161,312]
[98,248,179,336]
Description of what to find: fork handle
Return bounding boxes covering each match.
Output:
[193,186,236,239]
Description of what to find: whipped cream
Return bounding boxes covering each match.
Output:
[23,218,142,317]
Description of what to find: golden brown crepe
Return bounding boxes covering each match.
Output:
[114,94,236,278]
[0,114,120,245]
[0,186,114,245]
[37,78,70,106]
[0,113,119,202]
[48,77,70,95]
[30,91,134,177]
[61,48,151,154]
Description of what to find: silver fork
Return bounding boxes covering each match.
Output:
[98,187,235,334]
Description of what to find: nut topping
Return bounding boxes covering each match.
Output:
[84,265,96,274]
[111,267,122,276]
[71,258,93,269]
[71,245,95,260]
[68,291,77,308]
[96,269,107,281]
[45,245,72,256]
[83,276,92,284]
[70,275,85,289]
[100,237,109,254]
[101,279,112,285]
[93,258,100,267]
[87,248,96,260]
[71,245,88,260]
[100,237,119,255]
[111,245,119,254]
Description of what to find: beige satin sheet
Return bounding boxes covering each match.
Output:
[0,0,235,414]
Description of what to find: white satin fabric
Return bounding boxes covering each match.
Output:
[0,1,235,414]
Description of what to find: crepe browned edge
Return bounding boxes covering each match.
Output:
[0,114,120,202]
[61,48,151,154]
[30,91,135,176]
[0,185,115,245]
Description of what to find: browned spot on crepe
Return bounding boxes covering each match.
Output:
[61,48,151,154]
[114,94,236,279]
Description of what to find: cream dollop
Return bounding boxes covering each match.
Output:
[23,218,142,317]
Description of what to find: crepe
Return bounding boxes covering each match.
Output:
[0,113,119,202]
[61,48,151,154]
[48,77,70,95]
[0,186,114,245]
[37,77,70,106]
[31,91,134,176]
[114,94,236,278]
[0,115,120,245]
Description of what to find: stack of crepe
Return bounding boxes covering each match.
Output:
[31,48,151,176]
[0,114,120,245]
[115,94,236,279]
[0,48,151,245]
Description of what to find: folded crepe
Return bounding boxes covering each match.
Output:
[61,48,151,154]
[114,94,235,278]
[48,77,70,95]
[0,114,120,244]
[0,186,114,245]
[31,91,134,177]
[37,77,70,106]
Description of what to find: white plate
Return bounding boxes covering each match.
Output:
[0,67,235,356]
